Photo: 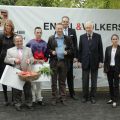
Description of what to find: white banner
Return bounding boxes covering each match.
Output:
[0,5,120,90]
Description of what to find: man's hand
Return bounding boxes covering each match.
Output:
[38,60,44,64]
[34,59,44,64]
[15,58,21,64]
[26,59,30,64]
[64,51,67,55]
[52,51,56,55]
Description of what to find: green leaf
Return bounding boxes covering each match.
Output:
[38,66,53,76]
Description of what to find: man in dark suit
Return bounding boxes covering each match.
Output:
[61,16,78,100]
[48,23,73,105]
[78,21,103,104]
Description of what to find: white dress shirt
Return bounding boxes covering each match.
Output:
[63,28,68,36]
[110,47,117,66]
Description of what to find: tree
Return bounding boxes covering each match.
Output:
[0,0,120,9]
[0,0,17,5]
[81,0,120,9]
[15,0,80,7]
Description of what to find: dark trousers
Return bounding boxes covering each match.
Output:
[0,65,13,103]
[67,60,75,97]
[50,60,67,100]
[2,85,13,102]
[107,66,119,102]
[13,81,32,106]
[23,81,32,105]
[82,69,98,99]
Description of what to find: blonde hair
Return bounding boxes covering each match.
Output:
[4,19,14,36]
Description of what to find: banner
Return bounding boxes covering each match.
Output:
[0,5,120,90]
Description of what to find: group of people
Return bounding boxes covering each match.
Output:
[0,16,120,111]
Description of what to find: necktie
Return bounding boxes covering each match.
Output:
[88,34,92,48]
[18,48,23,60]
[64,29,68,36]
[88,34,92,40]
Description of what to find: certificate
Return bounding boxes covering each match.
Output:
[0,65,25,90]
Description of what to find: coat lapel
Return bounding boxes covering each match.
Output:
[108,46,112,58]
[68,28,71,36]
[115,45,120,58]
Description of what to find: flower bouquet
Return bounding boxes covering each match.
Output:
[37,66,53,76]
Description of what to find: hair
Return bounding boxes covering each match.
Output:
[56,22,63,26]
[13,34,23,42]
[34,26,42,32]
[111,34,119,40]
[85,21,94,28]
[4,19,14,35]
[62,16,69,21]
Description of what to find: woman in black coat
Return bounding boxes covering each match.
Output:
[0,19,15,105]
[104,34,120,108]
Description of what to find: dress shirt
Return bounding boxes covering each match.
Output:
[110,47,117,66]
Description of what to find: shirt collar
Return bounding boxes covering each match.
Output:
[64,27,68,31]
[16,46,23,49]
[35,38,42,42]
[55,33,64,39]
[87,32,93,37]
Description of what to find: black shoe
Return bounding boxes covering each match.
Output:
[71,95,78,100]
[81,98,88,103]
[32,102,37,106]
[15,106,21,111]
[107,100,113,104]
[90,98,96,104]
[37,101,45,106]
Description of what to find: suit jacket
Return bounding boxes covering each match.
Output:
[47,35,73,62]
[78,32,103,70]
[68,28,78,59]
[104,45,120,73]
[4,46,34,71]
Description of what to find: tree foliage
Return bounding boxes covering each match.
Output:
[0,0,120,9]
[81,0,120,9]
